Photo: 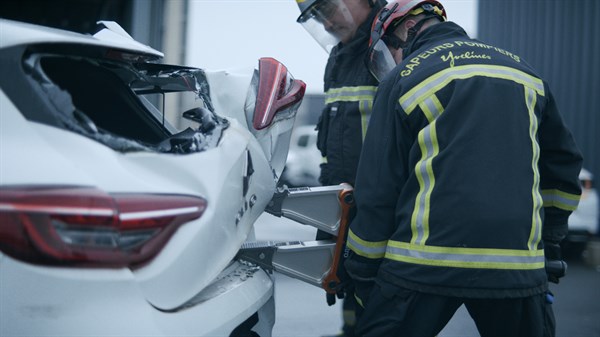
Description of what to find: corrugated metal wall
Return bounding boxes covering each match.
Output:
[478,0,600,182]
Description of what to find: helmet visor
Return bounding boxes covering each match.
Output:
[299,18,340,53]
[298,0,358,53]
[367,39,398,82]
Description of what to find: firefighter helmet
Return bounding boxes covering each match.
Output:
[296,0,319,16]
[366,0,446,81]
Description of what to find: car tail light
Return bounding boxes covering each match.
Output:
[0,186,206,268]
[253,57,306,130]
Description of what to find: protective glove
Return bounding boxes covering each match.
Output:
[326,244,354,306]
[344,251,380,308]
[544,240,567,283]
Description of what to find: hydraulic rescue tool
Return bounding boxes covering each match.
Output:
[237,184,570,295]
[236,184,355,296]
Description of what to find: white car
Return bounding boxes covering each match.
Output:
[0,19,305,336]
[565,168,599,255]
[281,125,321,187]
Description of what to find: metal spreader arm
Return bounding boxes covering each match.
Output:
[237,184,355,294]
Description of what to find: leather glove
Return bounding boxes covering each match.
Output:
[544,240,567,283]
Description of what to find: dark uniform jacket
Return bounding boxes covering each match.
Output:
[346,22,583,298]
[317,5,383,186]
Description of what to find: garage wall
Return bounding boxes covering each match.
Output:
[477,0,600,184]
[0,0,134,35]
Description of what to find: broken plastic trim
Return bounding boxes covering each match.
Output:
[130,63,214,113]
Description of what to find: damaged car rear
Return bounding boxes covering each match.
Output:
[0,19,305,336]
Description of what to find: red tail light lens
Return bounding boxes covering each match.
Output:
[253,57,306,130]
[0,186,206,268]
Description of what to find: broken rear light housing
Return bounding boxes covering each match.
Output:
[252,57,306,130]
[0,186,206,268]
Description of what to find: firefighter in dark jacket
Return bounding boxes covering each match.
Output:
[344,1,584,336]
[296,0,386,186]
[295,0,386,336]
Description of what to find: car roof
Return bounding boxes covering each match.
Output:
[0,19,163,59]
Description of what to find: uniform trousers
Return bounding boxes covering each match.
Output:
[355,281,555,337]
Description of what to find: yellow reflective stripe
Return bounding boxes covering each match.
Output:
[525,87,543,251]
[347,229,387,259]
[541,189,581,211]
[359,99,372,141]
[354,293,364,308]
[386,241,545,270]
[342,310,356,326]
[325,86,377,104]
[399,64,545,114]
[418,94,444,122]
[410,121,439,245]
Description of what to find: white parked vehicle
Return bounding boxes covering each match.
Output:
[565,168,599,255]
[281,125,321,187]
[0,19,305,336]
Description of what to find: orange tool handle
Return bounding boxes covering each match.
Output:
[322,184,355,294]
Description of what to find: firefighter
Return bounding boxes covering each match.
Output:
[344,0,583,336]
[294,0,387,336]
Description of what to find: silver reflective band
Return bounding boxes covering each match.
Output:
[525,86,543,251]
[386,241,546,269]
[400,64,545,113]
[325,86,377,104]
[541,189,580,211]
[347,229,387,259]
[411,121,438,245]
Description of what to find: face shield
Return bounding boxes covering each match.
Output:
[297,0,359,53]
[367,38,399,82]
[366,4,403,82]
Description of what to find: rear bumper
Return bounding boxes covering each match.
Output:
[0,254,274,336]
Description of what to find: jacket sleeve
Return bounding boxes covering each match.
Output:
[538,86,583,243]
[346,82,411,272]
